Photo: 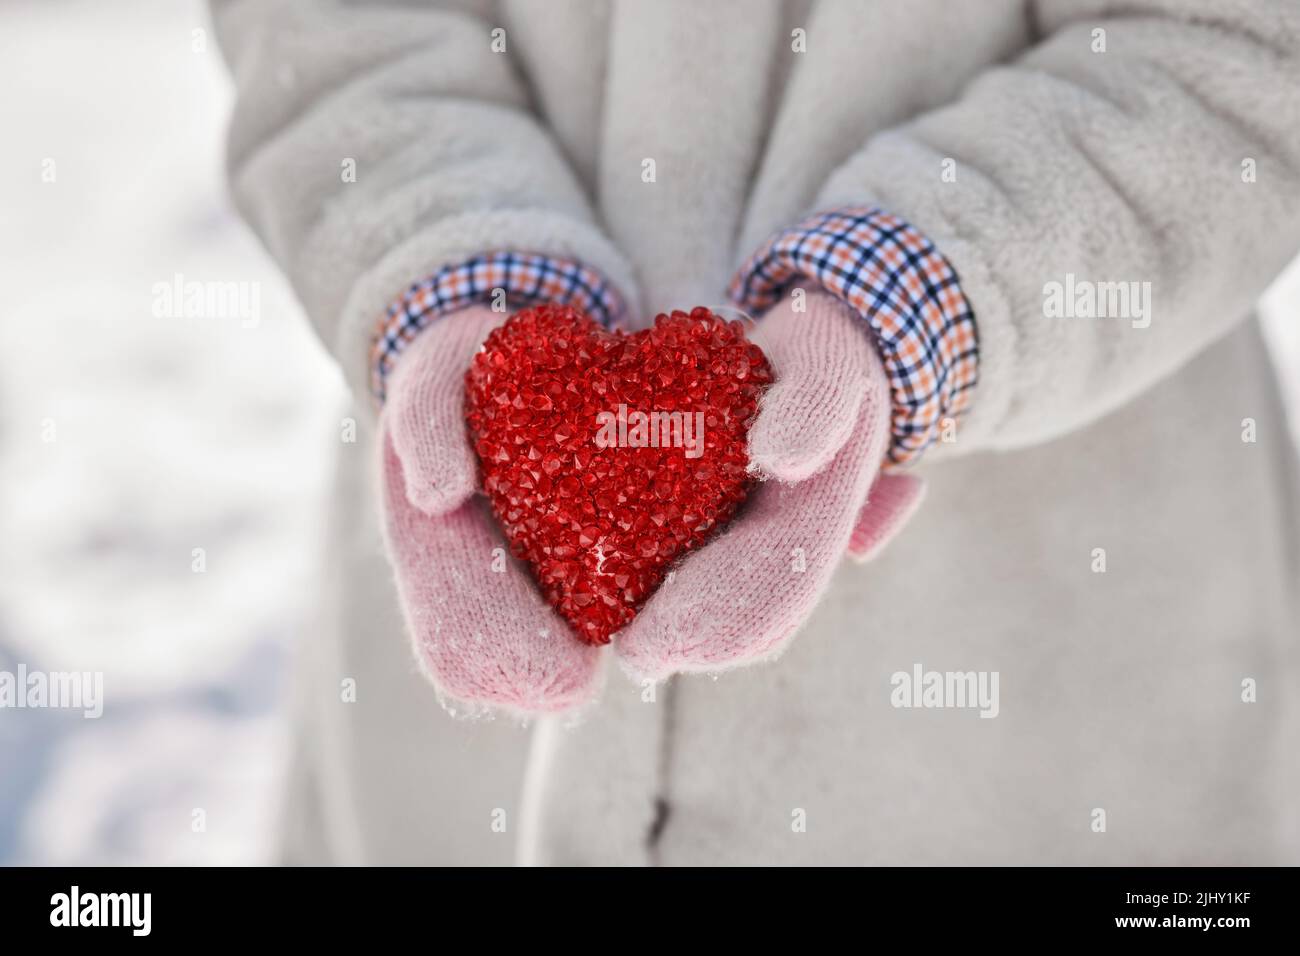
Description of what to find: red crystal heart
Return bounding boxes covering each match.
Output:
[464,304,773,645]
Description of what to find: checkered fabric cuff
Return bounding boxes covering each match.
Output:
[729,206,978,466]
[370,251,628,401]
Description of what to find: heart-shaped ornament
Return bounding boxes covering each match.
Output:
[465,305,773,645]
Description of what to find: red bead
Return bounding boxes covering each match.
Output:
[464,304,773,645]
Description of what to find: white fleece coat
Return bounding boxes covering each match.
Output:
[213,0,1300,864]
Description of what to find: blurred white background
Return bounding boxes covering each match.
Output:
[0,0,346,864]
[0,0,1296,865]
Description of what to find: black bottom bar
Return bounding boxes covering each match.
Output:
[0,865,1292,942]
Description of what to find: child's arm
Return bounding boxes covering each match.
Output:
[621,0,1300,677]
[211,0,634,714]
[804,0,1300,455]
[210,0,638,404]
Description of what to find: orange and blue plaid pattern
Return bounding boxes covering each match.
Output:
[730,206,978,466]
[371,251,627,401]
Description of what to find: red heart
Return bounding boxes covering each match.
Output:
[465,305,773,645]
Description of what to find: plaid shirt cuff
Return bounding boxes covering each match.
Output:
[370,252,628,401]
[729,206,978,466]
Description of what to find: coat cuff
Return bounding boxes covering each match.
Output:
[370,252,628,402]
[729,206,978,466]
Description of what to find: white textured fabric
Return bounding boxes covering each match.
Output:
[212,0,1300,864]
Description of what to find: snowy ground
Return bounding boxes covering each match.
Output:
[0,0,1297,866]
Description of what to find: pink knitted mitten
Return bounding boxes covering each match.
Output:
[615,291,924,680]
[379,305,602,716]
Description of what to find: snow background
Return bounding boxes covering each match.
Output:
[0,0,1296,865]
[0,0,346,864]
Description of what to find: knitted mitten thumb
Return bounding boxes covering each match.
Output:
[749,290,924,562]
[385,305,507,516]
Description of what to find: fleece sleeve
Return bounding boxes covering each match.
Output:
[812,0,1300,454]
[209,0,639,404]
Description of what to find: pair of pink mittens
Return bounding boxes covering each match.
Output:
[380,292,924,716]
